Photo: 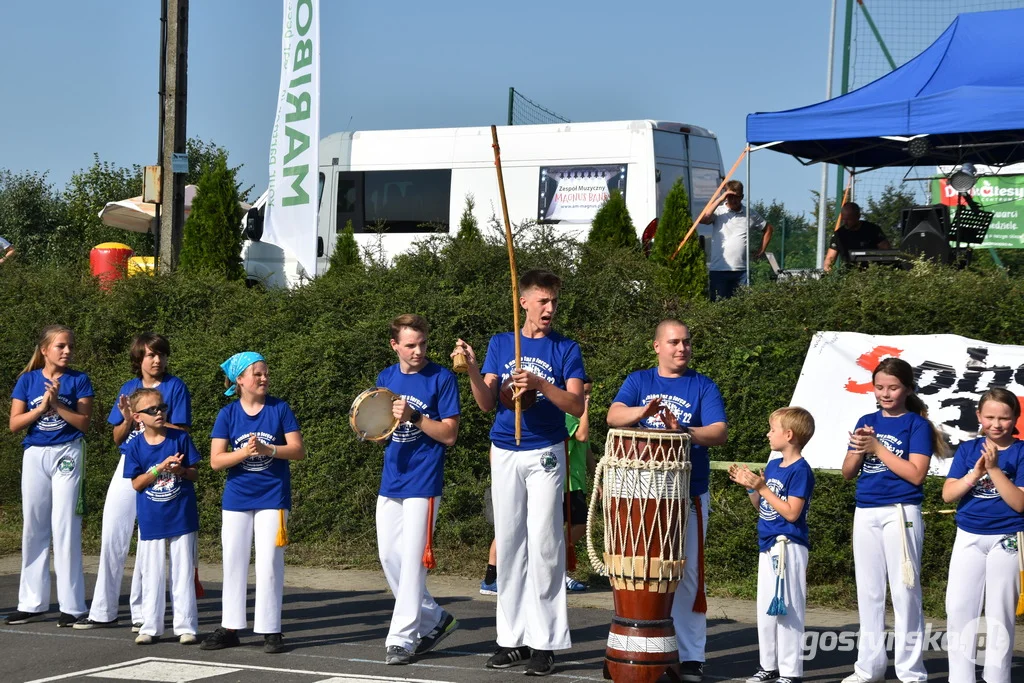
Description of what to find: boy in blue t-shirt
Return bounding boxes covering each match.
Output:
[373,314,461,665]
[453,269,586,676]
[122,388,200,645]
[730,407,815,683]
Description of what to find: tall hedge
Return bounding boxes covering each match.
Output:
[587,190,637,250]
[651,177,707,301]
[2,244,1020,614]
[179,156,244,279]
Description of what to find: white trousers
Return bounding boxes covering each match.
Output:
[945,529,1020,683]
[852,504,927,682]
[491,443,571,651]
[756,540,808,678]
[376,496,444,649]
[221,508,286,634]
[136,532,198,637]
[88,454,143,623]
[671,491,710,662]
[19,440,86,616]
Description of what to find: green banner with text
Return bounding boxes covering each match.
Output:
[931,176,1024,248]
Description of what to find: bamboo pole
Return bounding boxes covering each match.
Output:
[491,125,521,445]
[670,146,749,260]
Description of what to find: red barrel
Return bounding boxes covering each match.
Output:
[90,243,134,289]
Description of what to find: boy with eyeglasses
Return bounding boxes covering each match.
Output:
[121,388,201,645]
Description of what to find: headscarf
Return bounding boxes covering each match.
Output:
[221,351,265,397]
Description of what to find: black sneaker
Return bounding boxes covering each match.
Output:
[57,613,78,628]
[131,621,143,633]
[680,661,704,683]
[525,649,555,676]
[414,611,459,655]
[4,610,45,625]
[263,633,285,654]
[200,627,241,650]
[73,617,118,630]
[485,645,531,669]
[746,670,779,683]
[776,678,802,683]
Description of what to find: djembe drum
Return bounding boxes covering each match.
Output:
[587,428,692,683]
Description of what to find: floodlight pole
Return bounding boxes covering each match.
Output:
[830,0,855,251]
[816,0,839,268]
[158,0,189,274]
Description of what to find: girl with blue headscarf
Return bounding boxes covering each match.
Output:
[200,352,305,655]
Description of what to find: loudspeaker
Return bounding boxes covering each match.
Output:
[902,222,951,263]
[900,204,949,240]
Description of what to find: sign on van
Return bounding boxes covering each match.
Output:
[538,165,627,223]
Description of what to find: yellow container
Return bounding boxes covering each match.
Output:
[127,256,156,277]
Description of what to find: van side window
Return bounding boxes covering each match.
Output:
[363,170,452,233]
[688,135,721,167]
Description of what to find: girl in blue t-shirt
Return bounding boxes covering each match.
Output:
[6,325,94,627]
[77,332,193,631]
[840,357,946,683]
[200,352,305,655]
[942,388,1024,683]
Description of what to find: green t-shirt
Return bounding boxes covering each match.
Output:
[565,413,588,492]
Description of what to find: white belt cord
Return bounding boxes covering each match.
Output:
[896,503,915,588]
[767,535,789,616]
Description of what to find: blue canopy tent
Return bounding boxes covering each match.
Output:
[746,8,1024,169]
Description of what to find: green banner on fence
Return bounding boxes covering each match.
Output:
[931,176,1024,248]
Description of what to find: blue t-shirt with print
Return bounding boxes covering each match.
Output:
[11,369,94,447]
[852,411,934,507]
[612,368,727,497]
[947,437,1024,535]
[123,429,201,541]
[109,374,193,451]
[757,457,814,552]
[481,331,586,451]
[375,361,461,498]
[211,396,300,511]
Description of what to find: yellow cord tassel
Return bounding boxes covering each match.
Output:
[276,509,289,547]
[1016,531,1024,617]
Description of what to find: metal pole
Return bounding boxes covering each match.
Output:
[158,0,189,274]
[816,0,839,268]
[780,216,787,269]
[832,0,855,230]
[745,150,751,287]
[858,0,897,71]
[507,87,515,126]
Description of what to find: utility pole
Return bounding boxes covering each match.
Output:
[158,0,189,273]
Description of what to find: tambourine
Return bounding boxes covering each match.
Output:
[349,387,400,442]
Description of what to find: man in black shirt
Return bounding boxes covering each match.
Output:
[823,202,890,272]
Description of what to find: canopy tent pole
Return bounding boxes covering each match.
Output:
[745,149,751,286]
[816,0,839,268]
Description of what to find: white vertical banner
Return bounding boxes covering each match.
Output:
[265,0,319,278]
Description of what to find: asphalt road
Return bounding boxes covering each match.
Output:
[0,558,1021,682]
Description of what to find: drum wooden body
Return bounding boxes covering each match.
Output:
[588,428,692,683]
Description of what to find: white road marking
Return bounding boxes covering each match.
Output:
[86,661,239,681]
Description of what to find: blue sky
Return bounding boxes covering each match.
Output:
[1,1,842,216]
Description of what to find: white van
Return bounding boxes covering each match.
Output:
[242,120,724,288]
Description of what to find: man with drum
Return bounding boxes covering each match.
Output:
[453,269,586,677]
[607,319,727,683]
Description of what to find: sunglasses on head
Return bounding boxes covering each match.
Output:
[137,403,168,416]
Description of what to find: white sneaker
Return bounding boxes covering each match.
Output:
[135,633,155,645]
[179,633,197,645]
[840,673,876,683]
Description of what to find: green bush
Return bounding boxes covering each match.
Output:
[651,177,707,301]
[587,190,637,250]
[327,219,361,273]
[2,244,1020,616]
[179,156,244,279]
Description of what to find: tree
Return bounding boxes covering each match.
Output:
[864,183,917,246]
[328,219,361,273]
[0,170,68,265]
[587,190,638,250]
[64,155,150,257]
[455,194,482,243]
[651,178,706,300]
[186,137,252,202]
[178,156,244,279]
